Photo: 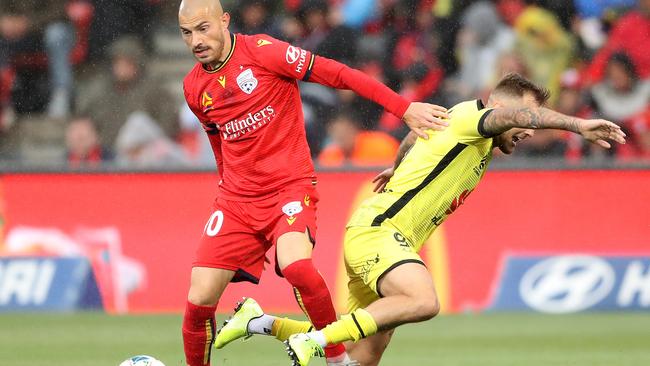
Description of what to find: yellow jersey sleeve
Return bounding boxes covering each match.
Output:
[449,100,495,144]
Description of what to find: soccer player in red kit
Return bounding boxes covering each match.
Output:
[178,1,449,365]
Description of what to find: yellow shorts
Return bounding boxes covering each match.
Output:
[344,225,425,312]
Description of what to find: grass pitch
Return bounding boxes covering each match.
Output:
[1,312,648,366]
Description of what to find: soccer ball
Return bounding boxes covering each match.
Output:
[119,355,166,366]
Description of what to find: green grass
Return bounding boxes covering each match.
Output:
[1,312,649,366]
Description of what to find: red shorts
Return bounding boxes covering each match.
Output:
[193,184,319,284]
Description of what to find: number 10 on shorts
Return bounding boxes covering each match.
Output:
[204,211,224,237]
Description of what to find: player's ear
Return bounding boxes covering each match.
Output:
[221,12,231,29]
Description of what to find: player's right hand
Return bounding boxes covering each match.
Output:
[372,167,394,193]
[402,102,449,140]
[578,119,626,148]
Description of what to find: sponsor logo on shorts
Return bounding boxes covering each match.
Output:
[356,254,380,283]
[237,68,258,94]
[303,194,310,206]
[282,201,303,225]
[221,105,275,140]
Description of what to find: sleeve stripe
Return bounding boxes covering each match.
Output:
[477,109,495,138]
[302,54,316,81]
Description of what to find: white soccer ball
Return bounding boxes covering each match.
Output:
[118,355,166,366]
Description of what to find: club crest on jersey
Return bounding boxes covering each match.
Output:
[282,201,303,225]
[201,91,214,112]
[237,68,258,94]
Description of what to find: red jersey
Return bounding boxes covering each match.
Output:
[184,33,410,201]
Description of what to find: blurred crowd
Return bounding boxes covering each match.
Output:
[1,0,649,169]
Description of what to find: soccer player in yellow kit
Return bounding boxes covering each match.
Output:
[282,73,626,366]
[215,73,626,366]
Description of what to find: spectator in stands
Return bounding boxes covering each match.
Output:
[495,0,526,26]
[378,63,440,139]
[77,36,178,151]
[532,0,577,31]
[87,0,161,60]
[591,52,650,126]
[573,0,636,54]
[318,111,399,167]
[389,2,437,76]
[585,0,650,83]
[231,0,281,37]
[379,1,443,108]
[587,52,650,159]
[554,70,595,161]
[513,5,574,104]
[114,112,187,168]
[296,0,358,65]
[0,0,75,119]
[334,0,379,30]
[287,0,360,156]
[65,116,110,168]
[574,0,636,20]
[456,1,515,97]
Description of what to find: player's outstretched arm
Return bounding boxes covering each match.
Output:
[482,107,626,148]
[307,56,449,138]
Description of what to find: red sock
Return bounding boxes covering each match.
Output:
[282,258,346,358]
[182,301,217,366]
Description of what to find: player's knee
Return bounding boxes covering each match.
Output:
[187,284,220,306]
[411,296,440,321]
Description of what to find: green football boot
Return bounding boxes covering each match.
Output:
[285,333,325,366]
[214,297,264,349]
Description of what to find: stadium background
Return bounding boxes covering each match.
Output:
[0,0,649,365]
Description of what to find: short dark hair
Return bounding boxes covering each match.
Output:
[608,51,638,79]
[492,73,550,106]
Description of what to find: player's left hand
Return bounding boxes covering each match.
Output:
[372,167,394,193]
[578,119,627,148]
[403,103,449,140]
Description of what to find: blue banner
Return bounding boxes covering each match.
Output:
[489,255,650,313]
[0,257,103,312]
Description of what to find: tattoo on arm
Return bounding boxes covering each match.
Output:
[394,131,418,169]
[483,107,581,136]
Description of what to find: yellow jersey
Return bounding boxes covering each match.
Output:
[347,99,495,250]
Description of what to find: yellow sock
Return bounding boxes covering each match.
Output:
[272,317,313,342]
[322,309,378,344]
